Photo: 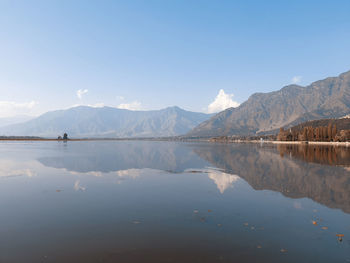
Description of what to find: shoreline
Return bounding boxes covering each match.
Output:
[0,138,349,146]
[213,139,350,146]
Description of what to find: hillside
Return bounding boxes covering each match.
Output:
[187,70,350,137]
[0,106,211,138]
[289,117,350,132]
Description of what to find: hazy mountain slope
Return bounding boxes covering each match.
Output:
[0,106,211,138]
[0,115,33,127]
[188,70,350,137]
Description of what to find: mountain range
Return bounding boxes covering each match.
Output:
[187,70,350,137]
[0,106,211,138]
[1,70,350,138]
[0,115,33,127]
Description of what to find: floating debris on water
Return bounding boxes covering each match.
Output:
[193,210,199,214]
[336,234,344,242]
[280,248,287,253]
[187,170,203,174]
[56,189,61,192]
[132,220,141,224]
[321,226,328,230]
[208,209,212,213]
[257,245,262,249]
[244,223,249,226]
[312,221,317,225]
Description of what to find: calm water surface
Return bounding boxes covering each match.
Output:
[0,141,349,263]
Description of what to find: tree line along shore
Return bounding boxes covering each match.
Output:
[277,119,350,142]
[1,118,350,143]
[209,118,350,144]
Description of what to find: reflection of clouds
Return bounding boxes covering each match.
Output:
[69,170,103,177]
[74,180,86,191]
[116,169,142,179]
[207,170,240,193]
[6,169,37,178]
[69,168,162,179]
[0,160,37,178]
[89,171,103,177]
[67,167,240,193]
[68,168,165,186]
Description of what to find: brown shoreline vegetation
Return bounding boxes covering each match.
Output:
[277,123,350,142]
[209,118,350,145]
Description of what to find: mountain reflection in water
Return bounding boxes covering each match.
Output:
[193,143,350,214]
[0,141,349,263]
[37,141,350,214]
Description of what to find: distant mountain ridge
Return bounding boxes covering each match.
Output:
[0,115,33,127]
[188,70,350,137]
[0,106,211,138]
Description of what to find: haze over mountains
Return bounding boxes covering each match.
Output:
[1,70,350,138]
[0,106,211,138]
[188,70,350,137]
[0,115,33,128]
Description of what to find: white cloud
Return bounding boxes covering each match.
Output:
[207,89,240,113]
[90,102,105,108]
[70,102,105,108]
[291,76,302,84]
[76,89,88,99]
[116,96,125,100]
[117,101,142,111]
[0,100,37,118]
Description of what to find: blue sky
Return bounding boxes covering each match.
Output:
[0,0,350,117]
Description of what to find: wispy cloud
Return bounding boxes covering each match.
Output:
[207,89,240,113]
[0,100,37,118]
[117,101,142,111]
[291,76,302,84]
[76,89,88,99]
[70,102,105,108]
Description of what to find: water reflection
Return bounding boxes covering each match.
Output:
[193,143,350,213]
[0,159,37,178]
[38,141,207,173]
[206,170,240,193]
[74,180,86,191]
[37,141,350,213]
[277,144,350,166]
[0,141,349,263]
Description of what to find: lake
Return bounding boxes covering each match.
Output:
[0,141,349,263]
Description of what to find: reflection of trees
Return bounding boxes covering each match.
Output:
[192,144,350,214]
[277,144,350,166]
[37,141,350,214]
